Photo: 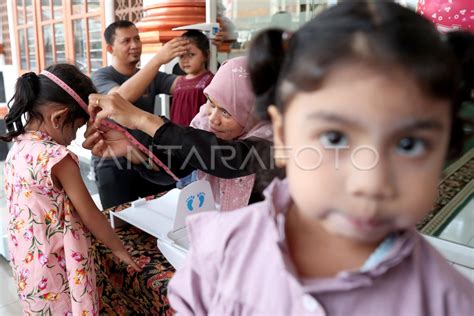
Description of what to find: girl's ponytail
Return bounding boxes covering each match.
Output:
[0,72,40,142]
[248,28,289,120]
[445,30,474,158]
[248,29,289,191]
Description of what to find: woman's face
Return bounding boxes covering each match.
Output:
[206,95,244,140]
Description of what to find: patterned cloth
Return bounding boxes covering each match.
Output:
[4,131,98,315]
[92,201,175,315]
[417,0,474,31]
[417,148,474,232]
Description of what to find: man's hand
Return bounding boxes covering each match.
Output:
[157,37,190,65]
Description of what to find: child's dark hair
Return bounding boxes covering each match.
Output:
[0,63,96,142]
[104,20,136,45]
[182,30,210,65]
[248,1,474,159]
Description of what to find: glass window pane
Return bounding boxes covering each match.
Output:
[73,19,87,72]
[43,24,53,66]
[71,0,83,15]
[19,29,27,69]
[54,23,66,63]
[88,16,103,72]
[25,0,34,23]
[216,0,330,58]
[87,0,100,12]
[41,0,51,21]
[53,0,63,19]
[17,0,25,25]
[27,27,36,69]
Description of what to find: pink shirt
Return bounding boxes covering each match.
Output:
[168,178,474,315]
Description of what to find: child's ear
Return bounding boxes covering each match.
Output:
[50,108,69,129]
[268,105,287,168]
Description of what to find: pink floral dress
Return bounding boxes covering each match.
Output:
[4,131,98,315]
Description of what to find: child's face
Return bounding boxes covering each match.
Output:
[59,117,87,146]
[47,106,87,146]
[272,64,451,244]
[179,42,207,75]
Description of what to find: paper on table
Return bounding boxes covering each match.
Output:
[110,180,216,242]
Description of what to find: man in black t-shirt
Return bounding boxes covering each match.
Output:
[91,20,188,209]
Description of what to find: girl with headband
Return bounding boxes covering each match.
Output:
[0,64,140,315]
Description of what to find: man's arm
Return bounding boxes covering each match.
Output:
[114,37,189,102]
[91,69,120,95]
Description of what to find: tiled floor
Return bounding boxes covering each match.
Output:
[439,197,474,246]
[0,257,22,315]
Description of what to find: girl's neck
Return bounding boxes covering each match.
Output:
[25,121,44,133]
[285,203,381,279]
[185,68,207,80]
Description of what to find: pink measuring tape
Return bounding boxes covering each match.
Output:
[41,70,180,181]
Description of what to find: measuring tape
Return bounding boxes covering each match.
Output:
[41,70,180,182]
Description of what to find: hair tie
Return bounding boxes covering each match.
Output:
[282,31,293,51]
[22,72,40,95]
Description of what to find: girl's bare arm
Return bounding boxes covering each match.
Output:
[52,155,141,271]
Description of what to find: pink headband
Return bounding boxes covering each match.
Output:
[40,70,180,181]
[40,70,88,112]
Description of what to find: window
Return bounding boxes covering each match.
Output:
[216,0,332,61]
[14,0,38,71]
[13,0,106,75]
[0,1,13,64]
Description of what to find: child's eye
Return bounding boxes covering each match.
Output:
[396,137,427,156]
[319,131,348,148]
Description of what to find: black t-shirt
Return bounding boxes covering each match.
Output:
[91,66,176,166]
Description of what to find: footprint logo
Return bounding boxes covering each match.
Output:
[186,195,195,211]
[197,192,205,208]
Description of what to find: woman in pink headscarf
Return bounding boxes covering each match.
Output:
[189,57,273,210]
[84,57,275,211]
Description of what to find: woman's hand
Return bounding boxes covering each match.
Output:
[83,120,155,165]
[83,120,131,157]
[88,93,144,130]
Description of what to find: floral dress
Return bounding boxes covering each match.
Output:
[4,131,98,315]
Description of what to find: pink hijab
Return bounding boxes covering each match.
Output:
[190,56,273,211]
